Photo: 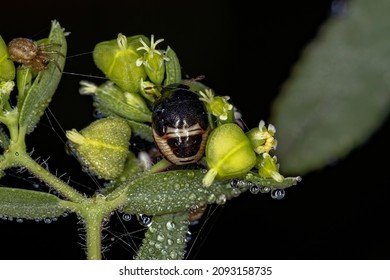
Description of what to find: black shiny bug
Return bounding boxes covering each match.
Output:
[152,84,209,165]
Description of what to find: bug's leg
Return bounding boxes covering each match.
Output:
[40,50,66,58]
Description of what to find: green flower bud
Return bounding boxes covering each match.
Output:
[198,89,234,124]
[79,81,151,122]
[203,123,257,187]
[93,34,148,93]
[66,117,132,180]
[0,36,15,81]
[256,153,284,183]
[136,35,168,85]
[246,120,277,154]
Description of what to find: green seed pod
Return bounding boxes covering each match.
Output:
[0,35,15,81]
[203,123,257,187]
[93,34,149,93]
[66,117,132,180]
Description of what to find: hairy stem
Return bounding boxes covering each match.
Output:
[12,151,85,203]
[85,212,104,260]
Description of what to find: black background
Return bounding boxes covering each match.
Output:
[1,0,389,260]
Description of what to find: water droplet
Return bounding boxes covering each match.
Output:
[231,179,254,190]
[157,234,165,242]
[62,212,69,217]
[111,237,115,241]
[122,213,132,221]
[166,221,176,231]
[207,194,216,203]
[44,218,52,224]
[271,189,285,200]
[170,251,178,259]
[185,231,192,242]
[102,217,110,226]
[231,187,241,197]
[14,152,19,156]
[174,183,181,191]
[230,179,239,188]
[167,239,173,245]
[296,176,302,183]
[16,218,23,223]
[188,193,197,201]
[176,238,184,244]
[160,249,168,256]
[259,186,271,193]
[186,170,195,179]
[216,194,226,205]
[7,217,13,221]
[139,214,152,227]
[250,185,260,194]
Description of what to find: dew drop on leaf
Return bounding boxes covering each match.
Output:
[157,234,165,242]
[270,189,285,200]
[216,194,226,205]
[139,214,152,227]
[166,221,176,231]
[122,213,132,221]
[260,186,271,193]
[170,251,178,259]
[250,185,260,194]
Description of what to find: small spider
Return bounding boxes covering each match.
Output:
[7,37,64,72]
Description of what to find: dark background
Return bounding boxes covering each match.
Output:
[1,0,389,260]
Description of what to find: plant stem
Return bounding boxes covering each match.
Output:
[14,151,85,203]
[84,212,104,260]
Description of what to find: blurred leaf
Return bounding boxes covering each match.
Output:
[0,186,69,219]
[271,0,390,175]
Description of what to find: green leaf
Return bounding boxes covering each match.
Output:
[127,119,153,142]
[81,81,152,123]
[16,67,32,107]
[136,212,189,260]
[18,20,67,134]
[0,35,15,81]
[0,125,9,149]
[271,0,390,175]
[164,46,181,86]
[120,170,299,216]
[0,186,70,219]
